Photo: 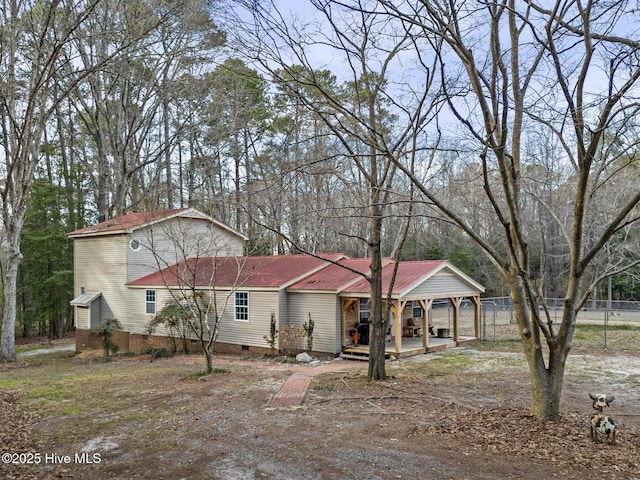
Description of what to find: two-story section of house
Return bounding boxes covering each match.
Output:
[68,208,247,352]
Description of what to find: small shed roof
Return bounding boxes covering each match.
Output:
[67,208,247,241]
[70,292,102,306]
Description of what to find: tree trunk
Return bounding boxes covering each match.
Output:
[163,98,173,208]
[509,272,572,420]
[528,348,566,420]
[0,234,22,362]
[205,349,213,375]
[367,195,387,381]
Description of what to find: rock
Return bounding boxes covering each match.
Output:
[296,352,313,363]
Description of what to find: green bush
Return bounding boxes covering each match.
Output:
[143,347,172,359]
[91,318,123,358]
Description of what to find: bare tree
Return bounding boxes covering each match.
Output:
[142,219,249,374]
[0,0,166,362]
[227,0,442,380]
[376,0,640,419]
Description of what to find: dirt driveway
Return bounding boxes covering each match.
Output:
[1,344,639,479]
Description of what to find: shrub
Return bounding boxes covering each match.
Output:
[263,312,278,354]
[91,318,123,358]
[279,325,307,357]
[303,313,314,353]
[143,347,171,359]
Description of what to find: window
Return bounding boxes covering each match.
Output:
[359,298,370,324]
[235,291,249,321]
[129,239,140,251]
[412,301,423,319]
[145,289,156,315]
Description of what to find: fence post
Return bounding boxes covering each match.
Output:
[604,308,608,350]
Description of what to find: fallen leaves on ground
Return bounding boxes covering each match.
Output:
[420,403,640,477]
[0,392,45,480]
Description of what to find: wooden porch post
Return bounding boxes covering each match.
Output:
[450,297,463,343]
[393,300,406,354]
[470,295,481,340]
[418,299,433,349]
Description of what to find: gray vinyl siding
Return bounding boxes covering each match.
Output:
[287,292,341,354]
[278,289,288,330]
[88,299,102,329]
[126,218,245,282]
[216,290,279,348]
[405,271,479,299]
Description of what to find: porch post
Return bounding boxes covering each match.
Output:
[418,299,433,349]
[393,300,406,354]
[470,295,481,340]
[450,297,463,343]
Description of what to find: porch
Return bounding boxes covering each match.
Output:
[340,334,479,361]
[341,295,482,361]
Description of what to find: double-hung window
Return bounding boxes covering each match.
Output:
[235,291,249,321]
[145,289,156,315]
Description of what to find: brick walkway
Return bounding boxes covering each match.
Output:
[265,360,362,409]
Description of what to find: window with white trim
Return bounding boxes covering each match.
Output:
[145,289,156,314]
[235,291,249,321]
[129,238,140,251]
[412,301,423,318]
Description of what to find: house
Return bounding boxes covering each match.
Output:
[68,208,247,352]
[69,209,485,357]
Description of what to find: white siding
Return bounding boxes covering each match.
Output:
[405,272,479,299]
[73,215,245,336]
[75,307,88,330]
[74,236,162,334]
[74,236,126,327]
[287,292,341,354]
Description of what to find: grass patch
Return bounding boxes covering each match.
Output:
[420,353,476,374]
[274,356,299,364]
[182,368,229,380]
[15,344,52,354]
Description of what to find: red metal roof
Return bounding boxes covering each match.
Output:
[68,209,188,237]
[127,253,483,295]
[127,253,346,289]
[342,260,447,295]
[68,208,247,240]
[287,258,372,291]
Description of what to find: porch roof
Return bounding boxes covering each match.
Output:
[342,260,485,297]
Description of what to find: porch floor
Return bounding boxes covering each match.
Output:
[341,335,478,361]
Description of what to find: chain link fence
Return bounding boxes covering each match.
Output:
[429,297,640,352]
